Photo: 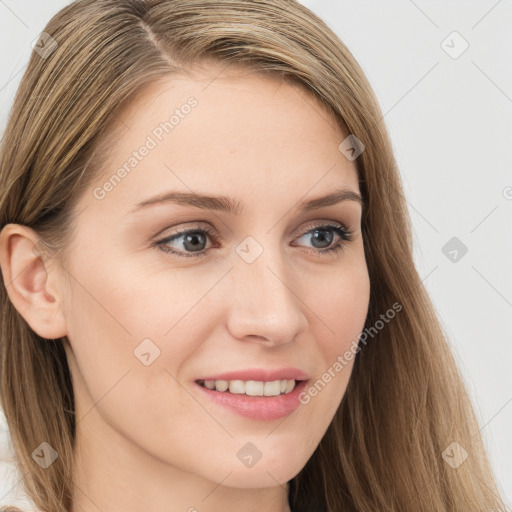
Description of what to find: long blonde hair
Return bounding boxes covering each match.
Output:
[0,1,508,511]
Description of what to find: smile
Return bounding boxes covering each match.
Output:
[195,378,309,421]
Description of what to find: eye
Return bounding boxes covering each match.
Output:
[154,221,353,259]
[292,221,353,256]
[154,225,217,259]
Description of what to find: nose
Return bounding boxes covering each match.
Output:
[225,247,308,347]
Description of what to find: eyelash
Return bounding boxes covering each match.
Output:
[153,221,354,259]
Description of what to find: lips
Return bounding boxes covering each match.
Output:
[195,378,309,421]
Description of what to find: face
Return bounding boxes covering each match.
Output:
[58,64,370,489]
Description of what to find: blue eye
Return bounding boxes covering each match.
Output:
[155,225,217,259]
[154,222,353,259]
[292,222,353,256]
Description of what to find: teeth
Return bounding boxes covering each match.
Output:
[201,379,297,396]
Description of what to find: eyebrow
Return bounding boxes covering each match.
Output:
[128,187,364,215]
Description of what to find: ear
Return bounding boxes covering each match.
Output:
[0,223,68,340]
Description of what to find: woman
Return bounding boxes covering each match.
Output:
[0,0,508,511]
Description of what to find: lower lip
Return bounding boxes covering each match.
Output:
[195,380,308,421]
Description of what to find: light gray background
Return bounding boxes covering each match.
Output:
[0,0,511,507]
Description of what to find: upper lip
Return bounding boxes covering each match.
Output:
[196,367,309,382]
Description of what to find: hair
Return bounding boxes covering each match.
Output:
[0,1,508,511]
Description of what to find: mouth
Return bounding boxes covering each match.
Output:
[194,378,309,421]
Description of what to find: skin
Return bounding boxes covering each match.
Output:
[0,63,370,512]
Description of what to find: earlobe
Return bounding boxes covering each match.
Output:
[0,223,68,340]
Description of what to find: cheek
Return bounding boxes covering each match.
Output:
[63,261,205,450]
[61,257,176,405]
[63,254,219,403]
[310,258,370,358]
[300,258,370,408]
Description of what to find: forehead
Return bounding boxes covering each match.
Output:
[107,60,346,151]
[81,64,359,218]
